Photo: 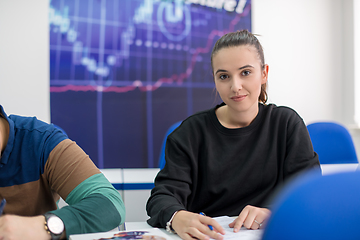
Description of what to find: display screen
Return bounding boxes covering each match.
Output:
[49,0,251,168]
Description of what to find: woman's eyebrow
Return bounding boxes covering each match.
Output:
[215,69,227,74]
[215,65,254,75]
[238,64,254,70]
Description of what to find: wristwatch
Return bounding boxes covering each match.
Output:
[43,213,65,240]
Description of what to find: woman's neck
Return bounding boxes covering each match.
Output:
[216,103,259,129]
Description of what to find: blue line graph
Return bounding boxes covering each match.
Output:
[50,0,251,168]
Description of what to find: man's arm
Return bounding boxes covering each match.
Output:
[45,139,125,238]
[52,173,125,238]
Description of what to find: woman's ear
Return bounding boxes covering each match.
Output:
[262,64,269,84]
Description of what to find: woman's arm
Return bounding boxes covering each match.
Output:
[146,135,192,228]
[283,118,321,178]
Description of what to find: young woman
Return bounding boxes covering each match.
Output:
[146,30,320,240]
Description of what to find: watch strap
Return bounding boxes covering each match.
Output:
[43,213,64,240]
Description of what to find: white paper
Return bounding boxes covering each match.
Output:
[211,216,263,240]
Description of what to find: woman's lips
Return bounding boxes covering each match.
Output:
[230,95,247,101]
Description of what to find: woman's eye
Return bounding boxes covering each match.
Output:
[219,74,228,80]
[242,70,251,76]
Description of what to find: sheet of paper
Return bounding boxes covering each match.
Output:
[212,216,263,240]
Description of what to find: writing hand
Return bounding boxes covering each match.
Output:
[172,210,225,240]
[229,205,271,232]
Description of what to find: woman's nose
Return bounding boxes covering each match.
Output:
[231,79,242,92]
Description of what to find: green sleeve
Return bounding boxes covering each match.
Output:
[51,173,126,238]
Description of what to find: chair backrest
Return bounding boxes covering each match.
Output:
[307,121,358,164]
[262,170,360,240]
[158,121,182,169]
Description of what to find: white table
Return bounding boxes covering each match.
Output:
[125,218,263,240]
[320,163,359,175]
[68,222,180,240]
[125,222,181,239]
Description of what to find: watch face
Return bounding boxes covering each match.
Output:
[48,216,64,235]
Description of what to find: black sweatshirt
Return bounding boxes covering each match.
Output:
[146,103,321,228]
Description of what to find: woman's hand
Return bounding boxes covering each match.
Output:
[171,210,225,240]
[229,205,271,232]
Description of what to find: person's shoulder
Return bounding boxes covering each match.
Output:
[10,115,68,144]
[10,115,52,132]
[187,108,212,120]
[264,103,301,118]
[169,106,215,137]
[180,106,215,127]
[262,103,304,127]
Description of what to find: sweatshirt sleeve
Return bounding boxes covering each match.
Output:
[283,114,322,179]
[44,139,125,238]
[146,135,190,228]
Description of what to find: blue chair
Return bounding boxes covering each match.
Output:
[307,121,358,164]
[158,121,182,169]
[262,170,360,240]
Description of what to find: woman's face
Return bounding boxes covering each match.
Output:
[212,45,268,114]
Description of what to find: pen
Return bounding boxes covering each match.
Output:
[199,212,214,231]
[0,199,6,216]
